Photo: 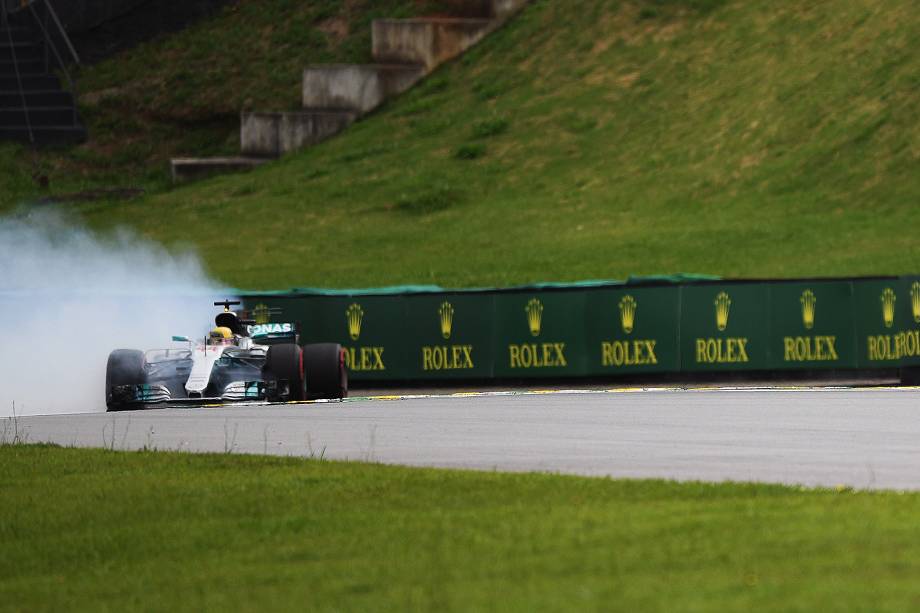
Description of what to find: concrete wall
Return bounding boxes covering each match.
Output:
[302,64,426,114]
[372,18,492,70]
[240,111,357,158]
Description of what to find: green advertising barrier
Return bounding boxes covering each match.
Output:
[491,291,588,378]
[242,275,908,384]
[896,276,920,368]
[404,293,496,380]
[680,283,769,371]
[767,281,857,370]
[583,285,681,375]
[307,295,412,380]
[853,278,902,369]
[245,294,412,381]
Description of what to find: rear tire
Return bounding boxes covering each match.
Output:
[264,343,305,401]
[105,349,145,412]
[303,343,348,400]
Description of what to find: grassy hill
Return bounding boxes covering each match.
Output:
[6,0,920,289]
[0,0,454,202]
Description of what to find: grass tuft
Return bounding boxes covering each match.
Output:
[395,183,465,215]
[454,143,487,160]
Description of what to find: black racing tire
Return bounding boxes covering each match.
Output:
[265,343,305,401]
[303,343,347,400]
[105,349,146,412]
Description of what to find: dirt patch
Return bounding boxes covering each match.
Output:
[317,17,349,42]
[37,187,146,204]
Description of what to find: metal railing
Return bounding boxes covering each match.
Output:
[3,0,81,129]
[3,17,35,143]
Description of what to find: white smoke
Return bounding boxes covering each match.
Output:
[0,210,233,416]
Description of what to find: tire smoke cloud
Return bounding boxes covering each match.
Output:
[0,210,232,416]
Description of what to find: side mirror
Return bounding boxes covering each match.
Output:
[172,335,190,342]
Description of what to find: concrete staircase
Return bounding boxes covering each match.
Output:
[0,24,85,145]
[171,0,528,182]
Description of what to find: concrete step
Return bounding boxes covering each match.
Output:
[372,17,494,70]
[170,156,269,183]
[0,58,46,75]
[0,106,78,126]
[302,64,426,115]
[0,42,41,62]
[0,124,86,145]
[0,90,72,107]
[0,74,59,89]
[240,110,358,157]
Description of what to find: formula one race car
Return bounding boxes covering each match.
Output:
[105,301,347,411]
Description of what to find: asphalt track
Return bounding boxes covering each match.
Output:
[11,387,920,490]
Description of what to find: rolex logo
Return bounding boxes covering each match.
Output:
[800,289,816,330]
[439,301,454,339]
[714,291,731,332]
[253,303,271,325]
[346,303,364,341]
[525,298,544,337]
[619,295,637,334]
[881,288,896,329]
[912,282,920,323]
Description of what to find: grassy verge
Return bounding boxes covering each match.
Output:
[2,444,920,611]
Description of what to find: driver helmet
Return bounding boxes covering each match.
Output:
[209,327,234,344]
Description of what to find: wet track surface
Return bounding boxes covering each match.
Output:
[13,387,920,490]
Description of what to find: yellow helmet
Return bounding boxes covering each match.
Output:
[210,327,233,340]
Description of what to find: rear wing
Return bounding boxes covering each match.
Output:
[247,322,299,345]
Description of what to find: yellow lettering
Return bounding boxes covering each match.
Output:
[422,347,434,371]
[645,340,658,365]
[509,345,521,368]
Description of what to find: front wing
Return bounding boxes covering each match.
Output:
[109,379,286,409]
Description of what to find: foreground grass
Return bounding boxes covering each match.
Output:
[2,445,920,611]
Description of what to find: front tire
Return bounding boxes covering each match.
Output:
[264,343,305,401]
[303,343,348,400]
[105,349,145,412]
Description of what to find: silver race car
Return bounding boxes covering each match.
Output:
[105,301,347,411]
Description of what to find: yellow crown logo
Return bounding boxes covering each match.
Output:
[439,301,454,339]
[800,289,816,330]
[619,295,637,334]
[912,282,920,324]
[525,298,544,337]
[881,288,896,329]
[253,303,271,325]
[346,303,364,341]
[714,291,731,332]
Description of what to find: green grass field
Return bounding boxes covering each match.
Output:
[2,444,920,611]
[5,0,920,290]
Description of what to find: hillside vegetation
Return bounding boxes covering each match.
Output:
[7,0,920,289]
[0,0,454,201]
